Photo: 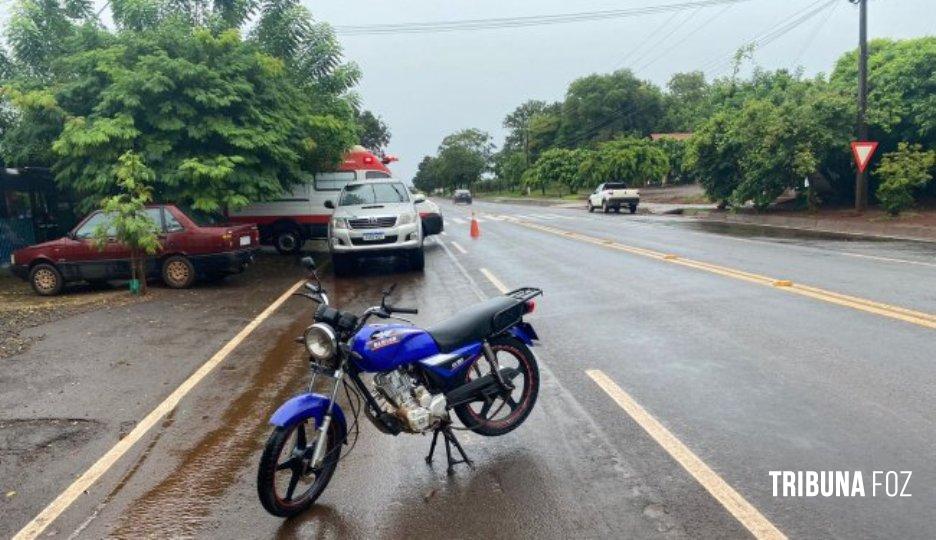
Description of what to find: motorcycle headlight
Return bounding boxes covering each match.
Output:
[304,323,337,362]
[397,213,416,225]
[331,217,348,230]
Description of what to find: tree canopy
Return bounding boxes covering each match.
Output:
[0,0,366,212]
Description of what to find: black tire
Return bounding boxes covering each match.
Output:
[602,200,609,213]
[613,206,621,213]
[408,247,425,271]
[454,335,540,437]
[629,204,637,214]
[29,263,64,296]
[587,201,594,213]
[331,253,354,276]
[273,228,302,255]
[257,419,342,518]
[161,255,195,289]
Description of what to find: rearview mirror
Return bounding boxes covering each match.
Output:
[324,200,334,209]
[413,194,426,203]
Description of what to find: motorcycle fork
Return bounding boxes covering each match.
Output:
[310,368,343,469]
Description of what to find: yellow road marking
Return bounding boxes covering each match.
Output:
[451,241,468,255]
[480,267,509,293]
[586,370,787,540]
[13,280,306,540]
[510,219,936,330]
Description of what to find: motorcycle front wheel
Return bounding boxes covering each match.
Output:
[257,417,341,517]
[454,335,540,436]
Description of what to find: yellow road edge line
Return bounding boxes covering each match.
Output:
[511,219,936,330]
[586,369,787,540]
[13,280,306,540]
[480,267,509,294]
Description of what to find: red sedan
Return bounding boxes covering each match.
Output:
[9,205,259,295]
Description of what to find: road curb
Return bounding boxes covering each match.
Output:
[691,213,936,243]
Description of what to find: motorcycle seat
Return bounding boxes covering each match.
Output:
[427,296,522,353]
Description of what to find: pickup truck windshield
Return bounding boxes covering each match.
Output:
[605,183,627,189]
[339,182,409,206]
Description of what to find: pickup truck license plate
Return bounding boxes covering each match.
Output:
[239,235,251,246]
[362,232,385,241]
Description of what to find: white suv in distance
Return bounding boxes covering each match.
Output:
[326,180,425,276]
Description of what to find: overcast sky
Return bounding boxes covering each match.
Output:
[307,0,934,181]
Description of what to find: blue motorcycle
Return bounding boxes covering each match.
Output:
[257,257,542,517]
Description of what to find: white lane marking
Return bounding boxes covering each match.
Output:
[484,214,504,221]
[453,218,466,225]
[13,280,306,540]
[440,231,448,236]
[586,370,787,540]
[451,241,468,255]
[479,267,509,294]
[838,251,936,268]
[676,225,936,269]
[474,217,486,223]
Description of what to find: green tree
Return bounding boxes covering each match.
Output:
[531,148,590,195]
[93,151,161,295]
[9,25,356,211]
[355,109,391,155]
[874,142,935,215]
[831,37,936,148]
[662,71,711,131]
[582,138,669,188]
[558,69,664,146]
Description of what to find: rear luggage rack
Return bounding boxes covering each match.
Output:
[505,287,543,303]
[491,287,543,335]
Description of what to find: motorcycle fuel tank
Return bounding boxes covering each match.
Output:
[351,324,439,372]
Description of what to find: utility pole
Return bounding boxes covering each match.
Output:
[852,0,869,212]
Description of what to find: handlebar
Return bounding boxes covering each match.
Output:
[388,306,418,315]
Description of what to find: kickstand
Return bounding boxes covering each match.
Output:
[425,424,473,475]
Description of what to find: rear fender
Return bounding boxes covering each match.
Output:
[269,393,348,441]
[508,322,538,346]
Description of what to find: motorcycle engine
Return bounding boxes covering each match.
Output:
[373,369,448,433]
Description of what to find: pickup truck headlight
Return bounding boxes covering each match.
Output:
[331,217,348,230]
[397,213,416,225]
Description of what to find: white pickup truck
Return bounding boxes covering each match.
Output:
[587,182,640,214]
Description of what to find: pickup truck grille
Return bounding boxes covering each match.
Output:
[349,217,397,229]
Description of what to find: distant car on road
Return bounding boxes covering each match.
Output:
[9,205,259,295]
[452,189,472,205]
[326,180,425,276]
[587,182,640,214]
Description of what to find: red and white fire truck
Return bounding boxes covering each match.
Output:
[229,146,442,254]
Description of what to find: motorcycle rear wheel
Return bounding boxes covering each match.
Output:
[454,335,540,436]
[257,418,341,517]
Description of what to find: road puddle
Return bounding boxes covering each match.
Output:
[107,265,389,538]
[109,316,310,538]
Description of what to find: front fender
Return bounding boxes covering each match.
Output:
[508,322,539,346]
[269,393,347,440]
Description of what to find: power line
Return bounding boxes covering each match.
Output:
[624,7,702,71]
[700,0,835,75]
[789,0,840,69]
[613,11,684,71]
[334,0,758,36]
[632,3,735,73]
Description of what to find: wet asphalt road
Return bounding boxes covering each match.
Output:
[2,201,934,539]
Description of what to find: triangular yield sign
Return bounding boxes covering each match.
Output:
[851,141,879,173]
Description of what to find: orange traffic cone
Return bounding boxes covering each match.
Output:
[470,212,481,239]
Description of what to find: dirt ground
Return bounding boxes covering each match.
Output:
[0,272,149,359]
